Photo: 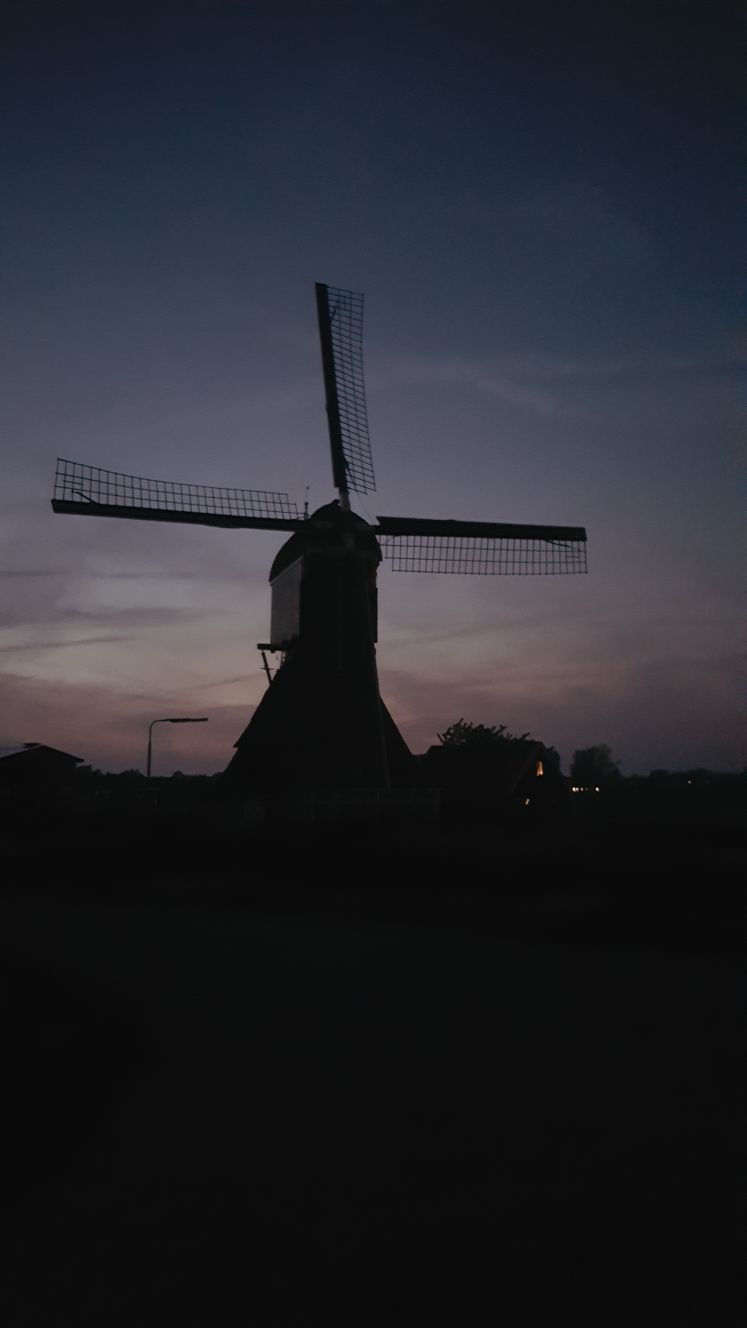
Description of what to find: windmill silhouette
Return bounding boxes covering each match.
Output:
[52,284,587,792]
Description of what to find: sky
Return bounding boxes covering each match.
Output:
[1,0,742,776]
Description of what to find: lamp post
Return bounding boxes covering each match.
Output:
[146,717,208,778]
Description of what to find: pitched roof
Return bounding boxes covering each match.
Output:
[0,742,84,764]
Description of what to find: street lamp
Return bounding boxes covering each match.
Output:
[146,717,208,778]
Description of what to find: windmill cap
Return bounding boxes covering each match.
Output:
[269,501,381,581]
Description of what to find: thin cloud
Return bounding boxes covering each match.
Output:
[199,674,256,690]
[0,634,126,654]
[73,569,228,582]
[69,605,211,626]
[0,569,65,579]
[372,353,571,417]
[371,346,740,420]
[3,605,214,631]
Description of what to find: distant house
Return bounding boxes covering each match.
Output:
[418,739,566,820]
[0,743,84,798]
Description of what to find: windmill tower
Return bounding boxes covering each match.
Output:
[52,283,587,793]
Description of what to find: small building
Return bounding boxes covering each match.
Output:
[0,743,84,799]
[418,739,566,821]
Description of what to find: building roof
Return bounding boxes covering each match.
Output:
[420,739,545,796]
[0,743,84,764]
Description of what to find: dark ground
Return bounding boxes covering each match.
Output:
[2,791,745,1324]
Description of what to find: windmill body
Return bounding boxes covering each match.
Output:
[51,284,587,793]
[224,502,402,792]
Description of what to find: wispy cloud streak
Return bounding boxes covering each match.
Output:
[0,635,127,654]
[370,348,741,419]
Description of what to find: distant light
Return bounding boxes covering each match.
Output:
[524,797,530,806]
[536,759,544,777]
[595,786,600,793]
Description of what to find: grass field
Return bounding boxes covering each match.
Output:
[2,807,744,1324]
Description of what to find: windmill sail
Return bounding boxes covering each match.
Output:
[315,284,375,498]
[374,516,587,574]
[52,458,303,532]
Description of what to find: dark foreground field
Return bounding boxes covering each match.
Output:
[2,802,745,1324]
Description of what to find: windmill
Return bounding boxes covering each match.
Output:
[52,283,587,793]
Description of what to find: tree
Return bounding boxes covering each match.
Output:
[438,718,529,748]
[570,745,621,787]
[438,718,561,772]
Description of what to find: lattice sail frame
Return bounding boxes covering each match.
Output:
[380,534,588,575]
[53,458,301,522]
[324,286,376,495]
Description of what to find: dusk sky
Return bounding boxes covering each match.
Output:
[1,1,741,776]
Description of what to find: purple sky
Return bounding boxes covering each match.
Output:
[1,2,742,775]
